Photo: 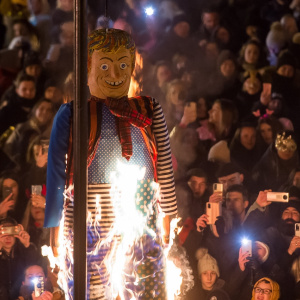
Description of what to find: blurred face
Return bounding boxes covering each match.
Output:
[197,97,207,119]
[188,176,207,198]
[220,59,236,78]
[24,265,45,286]
[3,178,18,201]
[30,203,45,221]
[254,281,272,300]
[35,101,53,126]
[240,127,256,150]
[260,123,273,145]
[225,191,248,217]
[173,21,190,38]
[208,103,222,125]
[13,23,29,37]
[25,65,41,79]
[216,27,230,44]
[277,148,295,160]
[0,234,15,253]
[201,270,217,290]
[277,65,294,78]
[169,84,185,108]
[282,207,300,223]
[59,0,73,11]
[253,242,267,263]
[244,44,260,65]
[88,48,132,99]
[293,171,300,188]
[205,42,219,59]
[156,65,172,85]
[202,12,219,32]
[243,77,261,95]
[44,86,63,104]
[29,0,42,15]
[59,30,74,47]
[16,81,36,99]
[218,172,243,192]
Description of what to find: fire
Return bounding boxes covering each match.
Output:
[42,163,192,299]
[128,51,143,97]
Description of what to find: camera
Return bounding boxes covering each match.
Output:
[31,185,42,195]
[32,276,44,297]
[241,238,252,257]
[0,225,21,235]
[266,192,289,202]
[206,202,222,225]
[213,183,223,194]
[295,223,300,237]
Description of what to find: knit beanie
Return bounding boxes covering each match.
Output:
[266,22,287,52]
[277,50,296,69]
[208,140,230,163]
[251,277,280,300]
[196,248,220,277]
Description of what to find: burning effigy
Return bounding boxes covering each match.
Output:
[44,28,181,299]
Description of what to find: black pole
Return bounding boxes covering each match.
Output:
[73,0,87,299]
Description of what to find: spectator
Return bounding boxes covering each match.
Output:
[0,217,39,300]
[251,277,280,300]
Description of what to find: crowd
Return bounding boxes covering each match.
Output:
[0,0,300,299]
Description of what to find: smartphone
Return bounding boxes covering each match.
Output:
[266,192,289,202]
[241,238,252,257]
[206,202,222,225]
[0,225,21,235]
[2,187,13,200]
[295,223,300,237]
[33,276,44,297]
[213,183,223,194]
[31,185,42,195]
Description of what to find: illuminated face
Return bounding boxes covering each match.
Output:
[254,281,272,300]
[24,265,45,286]
[253,242,267,263]
[240,127,256,150]
[244,44,260,65]
[260,123,273,145]
[282,207,300,223]
[243,77,261,95]
[88,47,132,99]
[201,270,217,290]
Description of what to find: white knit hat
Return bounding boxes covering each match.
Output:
[196,248,220,277]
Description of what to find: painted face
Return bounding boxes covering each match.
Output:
[88,47,132,99]
[240,127,256,150]
[220,59,236,78]
[35,101,53,126]
[244,43,260,65]
[188,176,207,198]
[16,81,36,99]
[254,281,272,300]
[260,123,273,145]
[201,270,217,291]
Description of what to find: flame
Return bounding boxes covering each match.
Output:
[128,51,143,97]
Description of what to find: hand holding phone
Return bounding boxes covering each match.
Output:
[206,202,222,225]
[181,102,197,126]
[196,214,209,231]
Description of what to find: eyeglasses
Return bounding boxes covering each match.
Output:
[254,287,272,295]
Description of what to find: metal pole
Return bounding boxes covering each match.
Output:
[73,0,87,299]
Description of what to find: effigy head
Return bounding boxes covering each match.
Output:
[87,28,136,99]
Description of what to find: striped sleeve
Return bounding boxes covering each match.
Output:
[152,98,177,215]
